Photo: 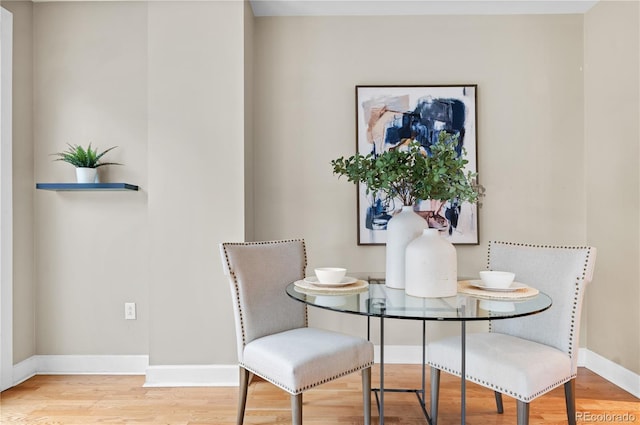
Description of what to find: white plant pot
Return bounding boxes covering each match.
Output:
[405,228,457,298]
[75,167,98,183]
[385,206,426,289]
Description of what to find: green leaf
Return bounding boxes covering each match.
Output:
[330,132,479,205]
[52,144,122,168]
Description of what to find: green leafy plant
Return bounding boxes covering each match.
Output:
[52,144,121,169]
[331,132,479,206]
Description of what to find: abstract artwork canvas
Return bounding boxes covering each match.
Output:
[355,85,478,245]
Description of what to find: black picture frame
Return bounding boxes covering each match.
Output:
[355,85,479,245]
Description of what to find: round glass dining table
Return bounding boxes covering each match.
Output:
[286,280,552,425]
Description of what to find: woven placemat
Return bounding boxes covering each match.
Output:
[457,280,539,300]
[293,279,369,295]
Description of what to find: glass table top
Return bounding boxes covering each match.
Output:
[286,281,552,321]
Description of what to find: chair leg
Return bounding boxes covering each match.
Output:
[430,367,441,425]
[237,366,250,425]
[291,393,302,425]
[516,400,530,425]
[494,391,504,414]
[564,379,577,425]
[362,367,371,425]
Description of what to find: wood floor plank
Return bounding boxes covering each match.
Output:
[1,366,637,424]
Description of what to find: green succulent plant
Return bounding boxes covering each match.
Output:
[331,132,479,206]
[52,144,121,168]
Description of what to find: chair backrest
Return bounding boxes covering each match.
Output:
[488,241,596,373]
[220,239,308,362]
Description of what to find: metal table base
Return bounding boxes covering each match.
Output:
[368,317,433,425]
[369,316,469,425]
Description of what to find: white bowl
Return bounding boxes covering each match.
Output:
[315,267,347,284]
[479,271,516,289]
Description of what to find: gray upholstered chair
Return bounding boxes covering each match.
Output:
[220,239,374,425]
[427,241,596,425]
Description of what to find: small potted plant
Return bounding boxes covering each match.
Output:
[331,131,481,292]
[52,143,121,183]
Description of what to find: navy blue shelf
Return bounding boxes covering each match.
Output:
[36,183,139,191]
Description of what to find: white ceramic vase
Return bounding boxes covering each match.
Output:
[385,206,425,289]
[405,228,457,298]
[76,167,98,183]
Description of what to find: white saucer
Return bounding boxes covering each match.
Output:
[468,280,528,292]
[303,276,358,287]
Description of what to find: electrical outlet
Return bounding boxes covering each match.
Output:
[125,302,136,320]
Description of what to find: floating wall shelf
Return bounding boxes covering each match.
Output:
[36,183,139,191]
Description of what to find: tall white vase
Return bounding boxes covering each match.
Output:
[385,206,425,289]
[405,228,457,298]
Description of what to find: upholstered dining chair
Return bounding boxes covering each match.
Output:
[427,241,596,425]
[220,239,374,425]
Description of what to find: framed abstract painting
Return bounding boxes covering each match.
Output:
[355,85,479,245]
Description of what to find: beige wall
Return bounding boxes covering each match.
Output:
[33,1,149,355]
[253,14,586,343]
[8,0,639,376]
[244,0,255,241]
[3,0,35,364]
[28,1,246,365]
[146,0,244,365]
[585,0,640,374]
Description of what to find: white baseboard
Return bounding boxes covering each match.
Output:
[144,364,238,387]
[579,348,640,398]
[11,348,639,398]
[12,354,148,386]
[374,344,425,364]
[12,355,38,386]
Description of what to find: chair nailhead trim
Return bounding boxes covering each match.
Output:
[486,241,594,359]
[222,239,308,349]
[428,360,575,402]
[229,270,248,347]
[241,361,374,395]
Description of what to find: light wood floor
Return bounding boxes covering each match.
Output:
[1,366,637,424]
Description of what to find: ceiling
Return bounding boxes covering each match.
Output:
[249,0,599,17]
